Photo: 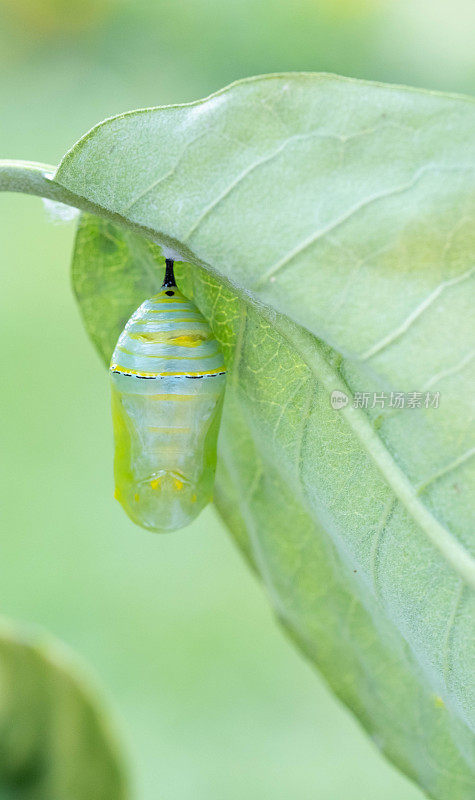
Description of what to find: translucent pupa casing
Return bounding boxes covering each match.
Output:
[109,279,226,533]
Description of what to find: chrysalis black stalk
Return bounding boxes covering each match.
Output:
[162,258,176,289]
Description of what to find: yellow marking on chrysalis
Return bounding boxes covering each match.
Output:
[110,364,225,378]
[150,478,161,490]
[434,695,445,708]
[173,334,209,347]
[164,317,207,324]
[134,493,140,502]
[191,493,197,503]
[148,426,191,434]
[110,364,160,377]
[128,331,207,347]
[148,394,201,401]
[146,310,201,316]
[174,479,183,490]
[131,316,202,326]
[158,368,225,377]
[150,298,188,305]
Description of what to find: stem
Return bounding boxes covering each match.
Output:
[0,160,63,200]
[0,159,105,215]
[0,158,199,266]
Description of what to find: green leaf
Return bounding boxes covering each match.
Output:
[0,619,129,800]
[59,74,474,799]
[72,210,474,800]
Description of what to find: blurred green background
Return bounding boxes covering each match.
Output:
[1,1,474,798]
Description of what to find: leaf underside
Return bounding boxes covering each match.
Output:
[63,74,475,799]
[0,619,128,800]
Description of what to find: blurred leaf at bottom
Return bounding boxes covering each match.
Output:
[0,618,129,800]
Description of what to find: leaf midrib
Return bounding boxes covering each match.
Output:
[264,308,475,590]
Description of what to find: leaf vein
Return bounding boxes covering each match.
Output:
[370,496,397,601]
[417,447,475,494]
[423,349,475,390]
[360,265,475,361]
[253,164,474,287]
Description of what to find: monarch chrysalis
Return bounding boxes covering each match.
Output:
[109,260,226,532]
